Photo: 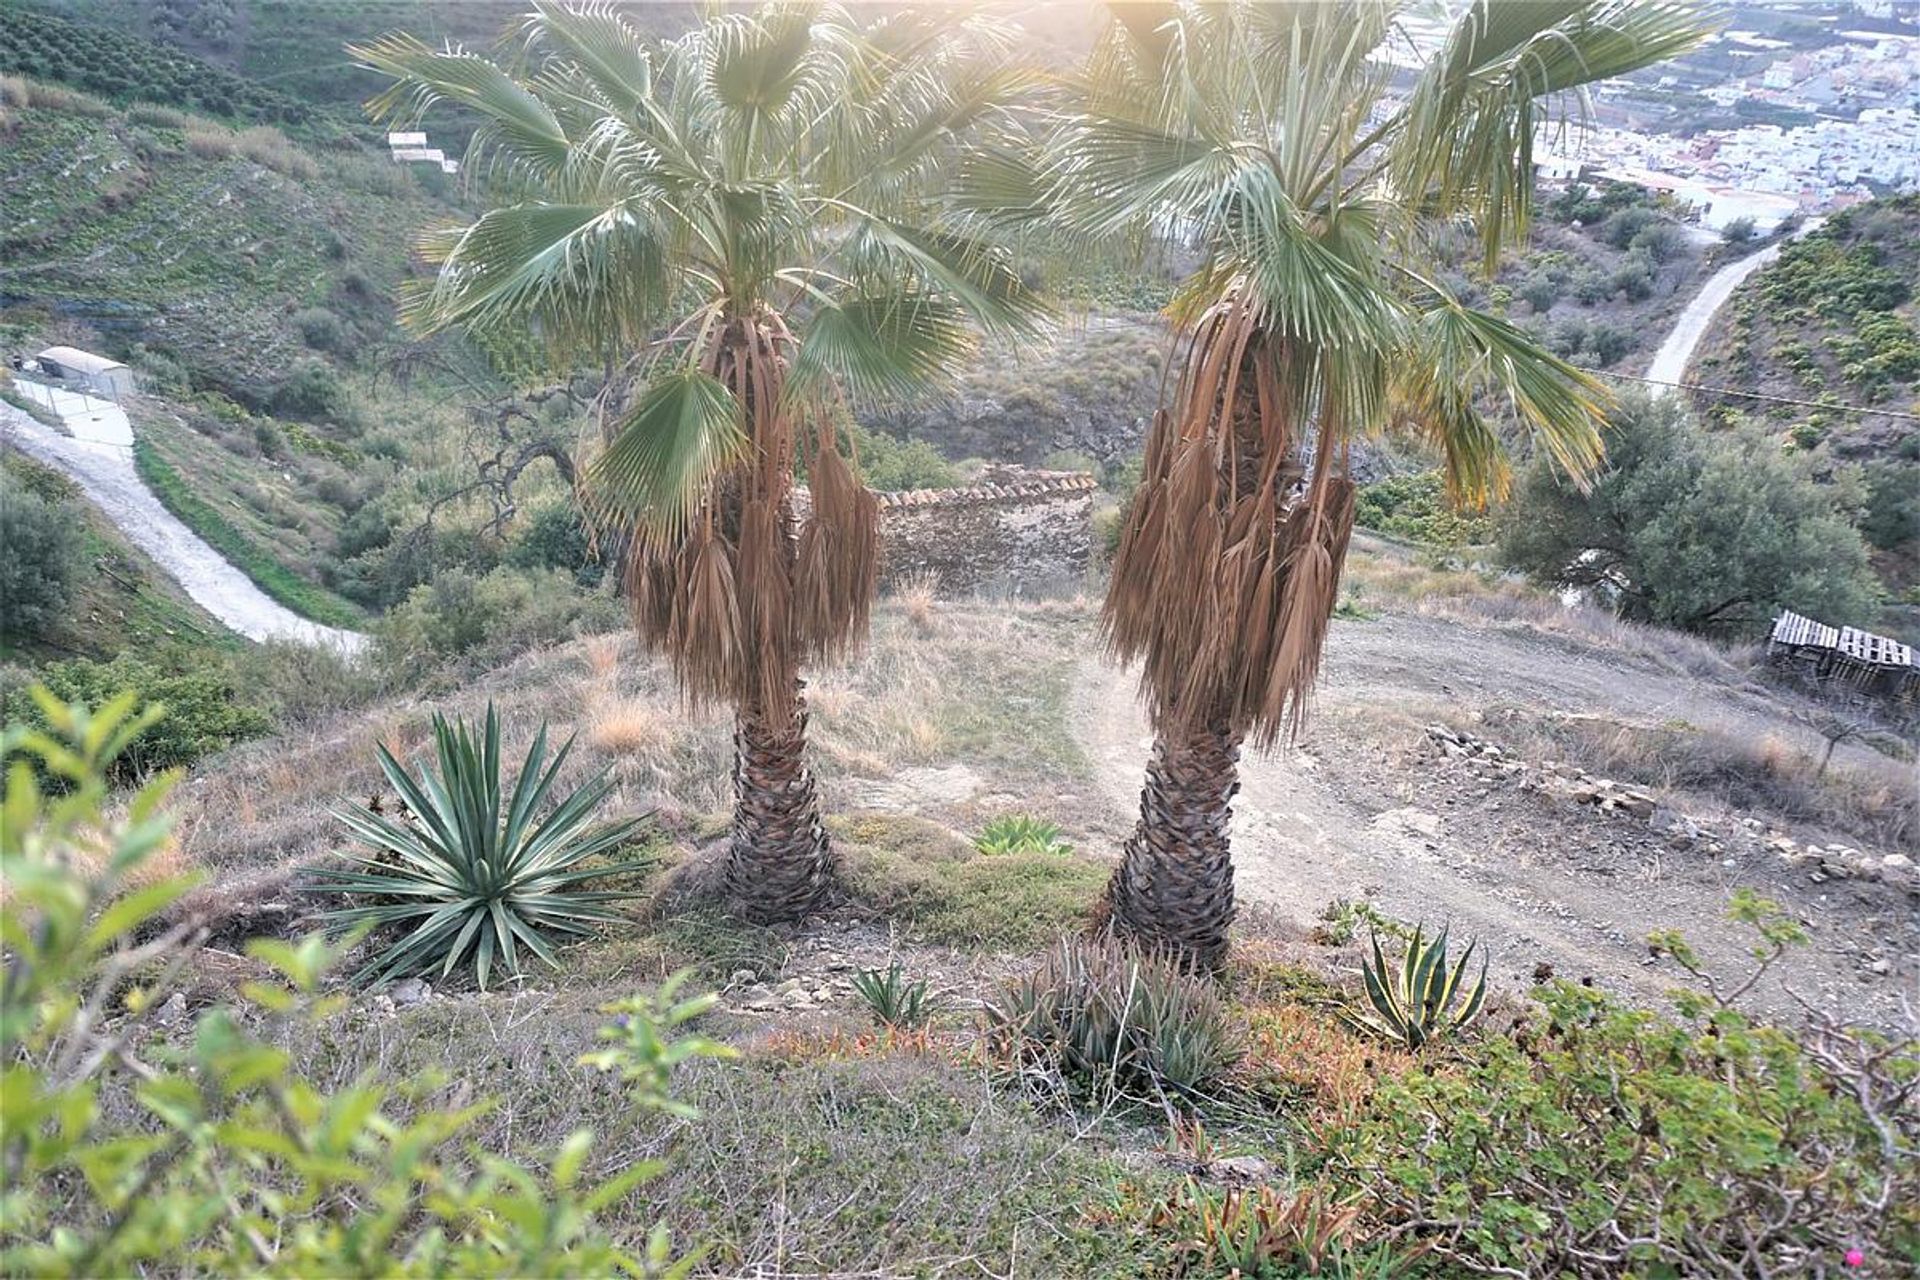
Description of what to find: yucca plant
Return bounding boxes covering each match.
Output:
[314,705,651,990]
[974,814,1073,857]
[851,961,944,1029]
[1346,925,1488,1050]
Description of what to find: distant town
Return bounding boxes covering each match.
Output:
[1543,1,1920,231]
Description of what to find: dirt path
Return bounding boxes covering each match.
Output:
[1643,218,1823,390]
[2,401,366,653]
[1072,611,1916,1025]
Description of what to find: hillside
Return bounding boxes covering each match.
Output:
[1690,195,1920,607]
[0,76,456,403]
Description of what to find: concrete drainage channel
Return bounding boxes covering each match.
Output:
[1,395,367,654]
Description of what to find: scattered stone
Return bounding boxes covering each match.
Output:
[1865,958,1892,977]
[1208,1155,1275,1184]
[729,968,757,986]
[390,978,431,1008]
[1649,807,1702,842]
[1882,854,1912,872]
[154,992,189,1026]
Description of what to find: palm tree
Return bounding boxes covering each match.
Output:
[1053,0,1708,969]
[352,3,1042,922]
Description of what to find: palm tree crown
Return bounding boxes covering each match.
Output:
[352,2,1044,919]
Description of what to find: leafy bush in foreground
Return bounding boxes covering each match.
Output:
[0,692,731,1277]
[1327,897,1919,1276]
[314,704,651,989]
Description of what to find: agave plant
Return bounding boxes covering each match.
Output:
[1347,925,1488,1050]
[851,961,944,1029]
[315,705,650,990]
[974,815,1073,858]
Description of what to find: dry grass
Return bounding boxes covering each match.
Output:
[182,123,320,180]
[0,74,113,118]
[1485,708,1916,851]
[588,698,673,755]
[894,571,941,635]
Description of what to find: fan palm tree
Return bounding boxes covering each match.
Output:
[352,3,1043,922]
[1053,0,1708,969]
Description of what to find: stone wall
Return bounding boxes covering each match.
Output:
[874,465,1096,598]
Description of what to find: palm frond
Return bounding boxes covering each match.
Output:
[350,31,574,179]
[587,367,744,538]
[1393,0,1712,264]
[520,1,653,117]
[790,290,976,404]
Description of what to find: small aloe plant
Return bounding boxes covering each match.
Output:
[851,961,944,1029]
[974,814,1072,857]
[1346,924,1488,1050]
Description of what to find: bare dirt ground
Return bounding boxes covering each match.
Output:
[1072,607,1918,1027]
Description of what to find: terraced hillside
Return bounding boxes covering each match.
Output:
[0,79,455,403]
[1690,196,1920,613]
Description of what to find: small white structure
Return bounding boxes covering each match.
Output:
[386,131,428,148]
[34,346,136,400]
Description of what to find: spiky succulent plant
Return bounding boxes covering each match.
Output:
[314,704,650,989]
[1348,924,1489,1050]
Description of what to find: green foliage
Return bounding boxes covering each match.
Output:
[271,358,350,422]
[1353,472,1493,546]
[313,705,651,989]
[580,973,739,1119]
[1499,393,1882,635]
[844,422,961,492]
[1861,462,1920,551]
[375,566,622,683]
[984,938,1243,1100]
[850,961,946,1029]
[1721,215,1756,245]
[0,693,724,1277]
[974,813,1073,857]
[1327,897,1918,1276]
[506,499,608,587]
[132,438,364,628]
[1345,924,1488,1050]
[4,653,269,777]
[0,9,311,125]
[0,472,79,643]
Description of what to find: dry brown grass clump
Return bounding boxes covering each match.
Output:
[183,123,319,179]
[0,74,113,118]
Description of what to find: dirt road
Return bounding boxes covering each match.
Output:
[2,401,366,652]
[1072,609,1916,1025]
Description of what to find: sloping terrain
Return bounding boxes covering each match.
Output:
[168,545,1916,1029]
[0,82,452,403]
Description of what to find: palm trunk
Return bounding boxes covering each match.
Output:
[1104,717,1243,971]
[726,679,833,922]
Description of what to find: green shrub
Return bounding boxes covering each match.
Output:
[314,705,652,989]
[1721,215,1756,245]
[1354,471,1492,546]
[974,813,1073,857]
[0,693,731,1277]
[4,653,268,776]
[0,473,79,644]
[225,637,381,725]
[844,423,959,491]
[507,498,608,587]
[293,306,347,354]
[1327,897,1918,1277]
[376,566,621,683]
[1500,393,1882,635]
[984,937,1243,1100]
[272,358,350,421]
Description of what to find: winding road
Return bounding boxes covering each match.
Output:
[1,398,366,652]
[1643,218,1822,391]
